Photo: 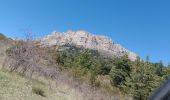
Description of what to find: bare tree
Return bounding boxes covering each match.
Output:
[3,32,60,80]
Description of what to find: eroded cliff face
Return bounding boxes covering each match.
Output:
[41,30,137,61]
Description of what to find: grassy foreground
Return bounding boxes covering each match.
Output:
[0,70,79,100]
[0,38,82,100]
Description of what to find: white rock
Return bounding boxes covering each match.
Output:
[41,30,137,61]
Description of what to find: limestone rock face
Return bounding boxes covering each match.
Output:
[41,30,137,61]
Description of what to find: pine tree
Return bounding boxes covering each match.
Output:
[119,57,164,100]
[146,56,150,63]
[110,55,132,86]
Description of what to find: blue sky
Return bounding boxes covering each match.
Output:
[0,0,170,65]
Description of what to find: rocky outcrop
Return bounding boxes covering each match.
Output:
[41,30,137,61]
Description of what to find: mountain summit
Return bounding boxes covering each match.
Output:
[41,30,137,61]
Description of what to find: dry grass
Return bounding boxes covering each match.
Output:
[0,70,82,100]
[0,40,80,100]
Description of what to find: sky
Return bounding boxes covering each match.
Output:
[0,0,170,65]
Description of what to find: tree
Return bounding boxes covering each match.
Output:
[146,56,150,63]
[110,55,132,86]
[3,32,59,80]
[122,59,164,100]
[98,58,112,75]
[155,60,164,76]
[109,55,166,100]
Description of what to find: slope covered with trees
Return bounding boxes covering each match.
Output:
[56,45,170,100]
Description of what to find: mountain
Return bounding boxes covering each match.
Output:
[41,30,137,61]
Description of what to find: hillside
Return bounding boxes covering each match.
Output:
[0,33,115,100]
[0,34,84,100]
[0,33,169,100]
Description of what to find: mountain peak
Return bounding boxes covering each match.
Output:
[41,30,137,61]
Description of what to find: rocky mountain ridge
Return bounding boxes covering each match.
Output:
[41,30,137,61]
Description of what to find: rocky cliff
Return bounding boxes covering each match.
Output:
[41,30,137,61]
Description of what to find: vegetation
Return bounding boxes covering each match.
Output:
[56,45,170,100]
[3,42,111,100]
[56,45,112,86]
[110,56,169,100]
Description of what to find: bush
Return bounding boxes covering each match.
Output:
[32,86,46,97]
